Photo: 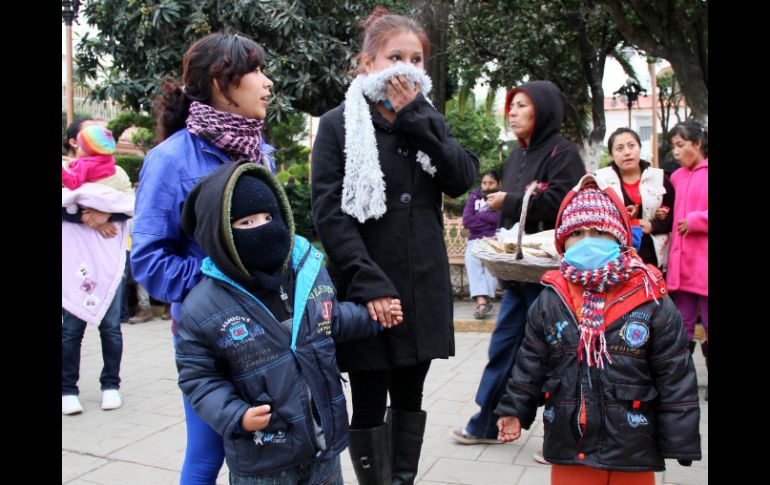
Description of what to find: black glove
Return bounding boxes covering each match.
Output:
[677,459,692,467]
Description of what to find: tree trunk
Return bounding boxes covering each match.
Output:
[581,138,604,173]
[411,0,451,114]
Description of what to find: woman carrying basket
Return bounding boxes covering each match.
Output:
[451,80,585,447]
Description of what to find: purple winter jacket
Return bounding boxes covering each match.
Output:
[462,188,499,240]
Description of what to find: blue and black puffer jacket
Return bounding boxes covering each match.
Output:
[175,162,380,475]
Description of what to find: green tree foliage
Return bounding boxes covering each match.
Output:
[77,0,389,121]
[444,95,506,175]
[598,0,707,121]
[284,182,315,241]
[114,154,145,184]
[270,113,310,173]
[450,0,627,168]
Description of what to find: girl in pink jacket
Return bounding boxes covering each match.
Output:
[666,120,708,398]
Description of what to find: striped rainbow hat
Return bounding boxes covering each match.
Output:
[77,125,116,155]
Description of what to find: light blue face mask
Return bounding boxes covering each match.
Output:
[563,237,620,270]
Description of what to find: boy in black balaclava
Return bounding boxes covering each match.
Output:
[175,162,403,482]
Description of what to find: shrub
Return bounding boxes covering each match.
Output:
[115,154,144,184]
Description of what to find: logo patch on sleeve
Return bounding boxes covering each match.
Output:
[321,300,333,321]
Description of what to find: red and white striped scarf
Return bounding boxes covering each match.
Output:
[186,101,266,166]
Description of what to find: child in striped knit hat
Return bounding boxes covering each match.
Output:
[494,174,700,484]
[62,125,131,194]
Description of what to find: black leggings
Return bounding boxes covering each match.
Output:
[348,361,431,429]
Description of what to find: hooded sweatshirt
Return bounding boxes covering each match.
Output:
[499,80,585,235]
[175,162,381,475]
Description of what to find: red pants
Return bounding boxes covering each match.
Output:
[551,464,654,485]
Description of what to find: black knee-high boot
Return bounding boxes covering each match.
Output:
[349,422,392,485]
[701,340,708,401]
[390,409,427,485]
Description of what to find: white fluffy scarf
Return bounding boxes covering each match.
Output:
[342,63,436,223]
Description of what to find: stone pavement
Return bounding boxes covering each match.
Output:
[62,301,708,484]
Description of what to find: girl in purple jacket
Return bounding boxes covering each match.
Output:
[462,169,501,319]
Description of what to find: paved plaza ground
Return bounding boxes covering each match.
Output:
[63,301,707,484]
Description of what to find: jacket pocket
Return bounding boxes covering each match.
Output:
[610,383,658,433]
[602,382,659,466]
[540,377,580,460]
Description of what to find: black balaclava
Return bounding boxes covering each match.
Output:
[229,174,291,290]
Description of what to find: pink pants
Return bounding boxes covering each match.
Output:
[672,291,708,340]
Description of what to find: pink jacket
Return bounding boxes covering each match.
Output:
[666,159,708,296]
[62,154,117,190]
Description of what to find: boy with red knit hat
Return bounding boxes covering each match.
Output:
[495,174,701,485]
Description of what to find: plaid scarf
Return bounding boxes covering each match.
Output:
[186,101,266,166]
[559,251,658,369]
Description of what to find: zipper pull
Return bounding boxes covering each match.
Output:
[280,286,293,314]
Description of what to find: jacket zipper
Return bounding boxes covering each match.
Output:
[210,245,325,451]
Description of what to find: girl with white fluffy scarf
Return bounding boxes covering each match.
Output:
[310,8,479,485]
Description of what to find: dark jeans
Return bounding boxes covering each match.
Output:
[62,280,125,395]
[466,283,542,439]
[228,455,343,485]
[348,361,431,429]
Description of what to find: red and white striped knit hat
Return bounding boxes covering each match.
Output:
[555,185,629,249]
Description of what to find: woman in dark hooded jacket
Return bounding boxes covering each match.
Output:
[451,80,586,446]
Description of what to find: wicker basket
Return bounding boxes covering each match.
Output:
[471,182,560,283]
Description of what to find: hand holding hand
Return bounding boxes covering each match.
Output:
[241,404,271,432]
[655,206,670,220]
[367,296,394,327]
[382,298,404,328]
[485,191,507,211]
[497,416,521,442]
[386,75,420,112]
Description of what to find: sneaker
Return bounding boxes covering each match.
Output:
[62,395,83,415]
[533,450,549,464]
[101,389,122,410]
[449,426,503,445]
[128,308,153,324]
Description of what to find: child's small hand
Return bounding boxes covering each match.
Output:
[497,416,521,442]
[382,299,404,328]
[677,219,689,235]
[241,404,271,432]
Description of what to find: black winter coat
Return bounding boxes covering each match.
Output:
[311,93,479,370]
[495,270,701,472]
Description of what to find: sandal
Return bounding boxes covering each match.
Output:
[474,302,494,319]
[473,304,486,320]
